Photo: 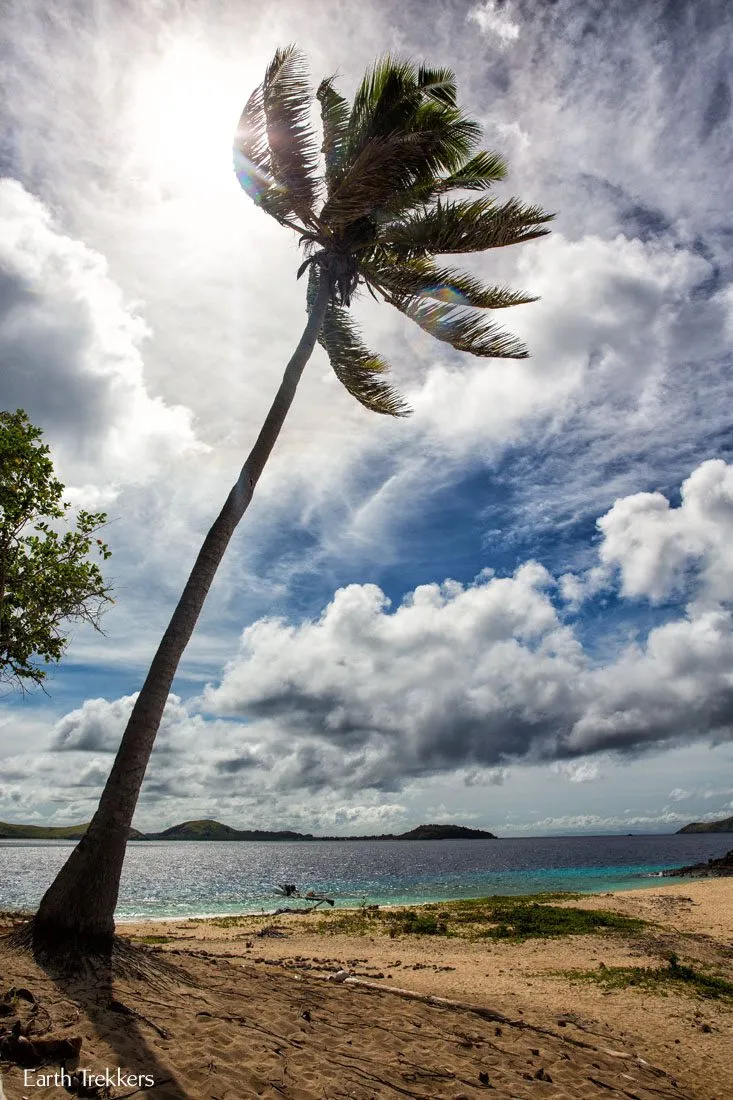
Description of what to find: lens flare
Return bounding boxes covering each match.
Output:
[426,284,467,307]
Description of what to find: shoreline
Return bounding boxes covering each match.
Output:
[110,869,711,924]
[2,877,731,1098]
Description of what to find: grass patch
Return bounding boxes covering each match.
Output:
[191,915,252,928]
[315,895,645,941]
[562,953,733,1001]
[475,901,645,941]
[387,910,448,936]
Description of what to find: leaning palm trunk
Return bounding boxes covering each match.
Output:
[33,278,331,947]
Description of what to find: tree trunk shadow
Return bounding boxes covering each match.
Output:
[16,927,192,1099]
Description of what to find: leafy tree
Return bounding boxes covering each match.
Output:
[34,48,553,952]
[0,410,112,692]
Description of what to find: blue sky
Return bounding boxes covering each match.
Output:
[1,0,733,835]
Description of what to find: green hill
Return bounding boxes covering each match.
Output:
[677,816,733,834]
[146,819,313,841]
[0,821,143,840]
[140,819,496,841]
[1,817,498,842]
[396,824,496,840]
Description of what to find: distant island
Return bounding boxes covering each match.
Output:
[0,821,143,840]
[676,815,733,833]
[0,818,497,842]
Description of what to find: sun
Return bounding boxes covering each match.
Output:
[131,40,258,200]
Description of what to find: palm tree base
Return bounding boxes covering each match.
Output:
[33,819,129,948]
[9,917,177,981]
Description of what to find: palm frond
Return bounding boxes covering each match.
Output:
[363,257,538,310]
[233,79,274,205]
[307,268,410,416]
[317,77,350,189]
[373,145,504,222]
[261,45,320,222]
[409,102,482,173]
[390,295,530,358]
[347,56,421,156]
[383,197,555,255]
[234,45,320,224]
[417,65,457,107]
[438,149,508,192]
[320,115,483,230]
[319,132,435,230]
[323,56,484,225]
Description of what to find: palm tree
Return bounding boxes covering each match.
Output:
[33,47,552,951]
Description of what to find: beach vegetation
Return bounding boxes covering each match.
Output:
[195,915,253,928]
[32,47,551,957]
[474,900,645,941]
[315,895,646,940]
[560,952,733,1001]
[0,409,113,693]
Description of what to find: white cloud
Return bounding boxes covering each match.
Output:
[0,179,206,497]
[468,1,521,44]
[191,459,733,787]
[552,760,602,783]
[509,811,691,834]
[50,693,207,756]
[1,0,732,836]
[597,459,733,604]
[410,232,714,464]
[668,785,733,804]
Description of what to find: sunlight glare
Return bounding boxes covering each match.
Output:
[133,40,256,200]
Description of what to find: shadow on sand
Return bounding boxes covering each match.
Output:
[5,924,192,1099]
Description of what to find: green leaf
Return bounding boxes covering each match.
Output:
[383,196,555,255]
[416,65,457,108]
[0,410,113,692]
[262,45,320,220]
[307,269,410,416]
[347,56,422,156]
[372,149,508,221]
[320,131,437,230]
[409,102,482,174]
[390,296,530,358]
[438,149,508,192]
[364,256,539,310]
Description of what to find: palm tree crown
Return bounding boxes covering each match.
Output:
[234,47,554,417]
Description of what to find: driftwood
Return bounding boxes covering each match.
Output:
[272,899,333,916]
[274,886,335,908]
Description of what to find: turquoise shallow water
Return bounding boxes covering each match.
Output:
[1,834,729,920]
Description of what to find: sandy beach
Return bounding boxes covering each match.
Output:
[1,878,732,1099]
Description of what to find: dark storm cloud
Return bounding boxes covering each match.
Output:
[216,753,260,774]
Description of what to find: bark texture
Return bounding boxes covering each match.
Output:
[33,278,332,947]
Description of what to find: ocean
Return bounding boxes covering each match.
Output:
[0,833,730,921]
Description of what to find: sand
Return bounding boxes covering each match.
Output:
[1,878,731,1099]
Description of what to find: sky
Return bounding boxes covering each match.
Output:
[1,0,732,836]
